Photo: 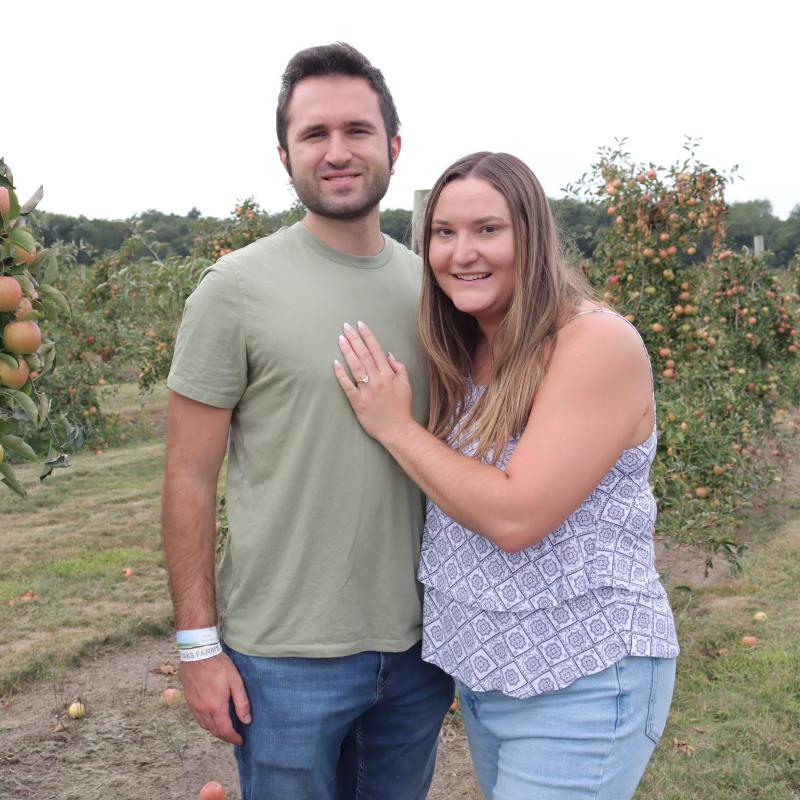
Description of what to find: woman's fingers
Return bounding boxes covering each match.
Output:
[338,334,369,384]
[333,359,360,402]
[353,321,391,371]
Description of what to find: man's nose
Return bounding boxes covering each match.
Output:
[326,132,352,166]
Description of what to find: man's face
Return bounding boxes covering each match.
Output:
[279,76,401,220]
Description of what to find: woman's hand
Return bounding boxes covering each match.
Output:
[334,320,416,444]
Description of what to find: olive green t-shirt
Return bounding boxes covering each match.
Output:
[167,222,428,657]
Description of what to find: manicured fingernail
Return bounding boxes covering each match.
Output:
[343,322,353,331]
[338,335,347,347]
[387,352,394,360]
[357,320,367,330]
[334,359,342,368]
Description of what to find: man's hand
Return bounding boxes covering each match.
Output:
[180,653,251,745]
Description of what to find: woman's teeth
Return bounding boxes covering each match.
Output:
[455,273,490,281]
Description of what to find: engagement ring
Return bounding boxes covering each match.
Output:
[359,373,370,384]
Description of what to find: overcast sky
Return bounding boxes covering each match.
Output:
[5,1,798,221]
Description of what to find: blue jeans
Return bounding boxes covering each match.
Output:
[459,656,676,800]
[223,640,454,800]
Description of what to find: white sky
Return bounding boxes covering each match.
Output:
[5,1,798,221]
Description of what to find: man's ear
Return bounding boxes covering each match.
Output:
[278,145,291,177]
[389,135,401,173]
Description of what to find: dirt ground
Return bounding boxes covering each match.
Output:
[0,634,480,800]
[0,546,722,800]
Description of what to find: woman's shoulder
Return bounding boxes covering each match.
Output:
[547,304,651,388]
[558,304,647,354]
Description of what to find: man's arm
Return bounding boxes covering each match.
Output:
[161,389,251,744]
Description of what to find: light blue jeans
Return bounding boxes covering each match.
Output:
[458,656,676,800]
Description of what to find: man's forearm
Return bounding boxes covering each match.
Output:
[161,470,218,629]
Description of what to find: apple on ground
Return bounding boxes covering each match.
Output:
[199,781,226,800]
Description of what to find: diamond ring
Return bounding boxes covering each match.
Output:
[358,373,370,384]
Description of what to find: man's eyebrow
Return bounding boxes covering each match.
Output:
[297,123,327,137]
[297,120,378,137]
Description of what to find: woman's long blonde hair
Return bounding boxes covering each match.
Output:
[420,152,593,463]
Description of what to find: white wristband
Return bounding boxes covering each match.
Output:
[176,626,219,649]
[178,642,223,662]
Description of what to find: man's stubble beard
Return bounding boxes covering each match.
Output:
[286,156,392,221]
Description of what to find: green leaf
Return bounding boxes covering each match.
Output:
[9,228,35,253]
[37,283,71,315]
[41,251,59,284]
[37,392,50,428]
[0,434,37,460]
[40,451,71,482]
[0,388,38,423]
[66,423,86,450]
[0,461,27,497]
[42,346,56,376]
[19,186,44,215]
[0,353,19,369]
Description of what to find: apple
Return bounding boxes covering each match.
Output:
[0,356,30,389]
[199,781,226,800]
[0,186,10,217]
[15,296,34,320]
[695,487,711,498]
[123,567,135,577]
[0,276,22,312]
[160,688,184,708]
[3,321,41,354]
[753,612,767,622]
[741,636,758,648]
[68,701,86,719]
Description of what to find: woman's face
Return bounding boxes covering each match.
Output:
[428,176,516,334]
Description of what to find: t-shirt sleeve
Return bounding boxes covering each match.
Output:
[167,263,247,408]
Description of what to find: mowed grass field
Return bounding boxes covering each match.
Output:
[1,384,799,798]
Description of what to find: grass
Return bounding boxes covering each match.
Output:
[0,442,173,694]
[100,381,168,418]
[638,512,800,798]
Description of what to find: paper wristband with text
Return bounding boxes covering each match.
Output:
[176,626,219,649]
[178,642,223,662]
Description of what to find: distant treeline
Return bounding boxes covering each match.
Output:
[31,198,800,267]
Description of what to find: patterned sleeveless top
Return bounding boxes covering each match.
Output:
[418,310,679,698]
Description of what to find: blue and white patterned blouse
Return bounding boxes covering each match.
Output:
[419,343,679,698]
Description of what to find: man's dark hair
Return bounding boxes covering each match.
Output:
[276,42,400,153]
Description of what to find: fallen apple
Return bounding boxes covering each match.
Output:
[160,688,184,709]
[199,781,226,800]
[753,612,767,622]
[741,635,758,648]
[68,701,86,719]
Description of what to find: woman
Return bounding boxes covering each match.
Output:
[333,152,678,799]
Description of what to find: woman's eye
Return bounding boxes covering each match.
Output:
[433,228,452,237]
[481,225,499,234]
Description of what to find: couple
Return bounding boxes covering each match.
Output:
[162,42,678,799]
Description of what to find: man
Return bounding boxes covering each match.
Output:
[162,43,453,800]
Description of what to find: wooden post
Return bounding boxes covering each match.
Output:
[753,235,765,257]
[411,189,431,255]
